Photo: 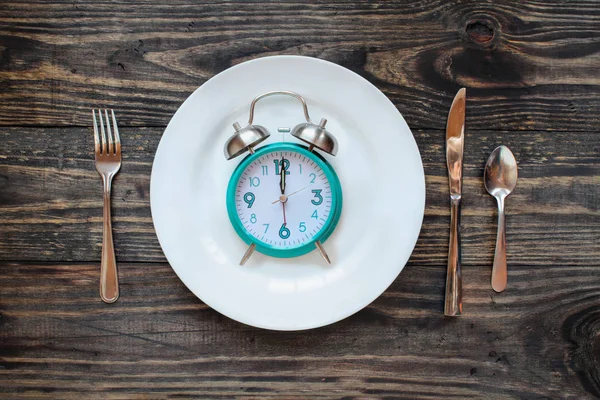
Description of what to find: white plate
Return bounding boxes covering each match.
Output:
[151,56,425,331]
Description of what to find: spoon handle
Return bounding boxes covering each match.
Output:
[491,196,507,292]
[444,197,462,316]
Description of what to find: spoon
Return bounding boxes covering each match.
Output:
[484,145,518,292]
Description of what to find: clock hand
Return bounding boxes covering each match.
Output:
[272,183,314,204]
[277,156,288,226]
[279,155,286,195]
[282,201,287,226]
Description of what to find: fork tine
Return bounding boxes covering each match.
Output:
[104,109,114,155]
[111,109,121,152]
[92,109,100,154]
[98,109,107,155]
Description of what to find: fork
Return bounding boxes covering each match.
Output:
[92,109,121,303]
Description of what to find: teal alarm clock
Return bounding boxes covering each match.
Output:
[223,91,342,265]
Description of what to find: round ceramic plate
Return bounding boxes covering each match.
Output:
[150,56,425,331]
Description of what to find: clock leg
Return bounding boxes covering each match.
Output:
[315,241,331,264]
[239,243,256,266]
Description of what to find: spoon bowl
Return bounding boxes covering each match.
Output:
[484,145,518,292]
[484,146,518,199]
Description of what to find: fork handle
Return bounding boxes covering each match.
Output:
[100,175,119,303]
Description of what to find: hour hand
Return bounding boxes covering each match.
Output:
[279,157,286,194]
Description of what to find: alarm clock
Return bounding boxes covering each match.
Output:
[223,91,342,265]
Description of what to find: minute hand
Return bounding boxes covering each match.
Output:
[279,156,286,195]
[272,183,314,204]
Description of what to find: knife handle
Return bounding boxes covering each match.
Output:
[444,196,462,316]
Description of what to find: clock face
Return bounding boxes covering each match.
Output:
[227,144,341,256]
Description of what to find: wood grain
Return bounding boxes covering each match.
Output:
[0,1,599,131]
[1,261,599,398]
[0,127,598,265]
[1,0,600,398]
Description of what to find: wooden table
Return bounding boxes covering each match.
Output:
[1,1,599,398]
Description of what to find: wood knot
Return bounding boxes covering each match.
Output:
[465,20,495,44]
[465,18,496,47]
[563,305,600,396]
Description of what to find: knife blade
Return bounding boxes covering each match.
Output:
[444,88,466,316]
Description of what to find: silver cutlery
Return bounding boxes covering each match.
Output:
[484,145,518,292]
[444,88,466,316]
[92,109,122,303]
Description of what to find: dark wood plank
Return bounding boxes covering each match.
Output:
[1,1,599,399]
[0,1,599,131]
[0,127,598,265]
[1,261,599,398]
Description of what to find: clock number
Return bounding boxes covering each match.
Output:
[250,177,260,187]
[299,164,303,174]
[311,210,318,219]
[299,222,306,232]
[250,213,257,224]
[309,173,316,184]
[273,158,290,175]
[261,165,268,176]
[311,189,323,205]
[263,223,270,233]
[279,223,290,239]
[243,192,255,208]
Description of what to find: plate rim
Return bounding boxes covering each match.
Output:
[150,55,426,331]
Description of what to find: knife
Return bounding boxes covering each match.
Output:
[444,88,466,316]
